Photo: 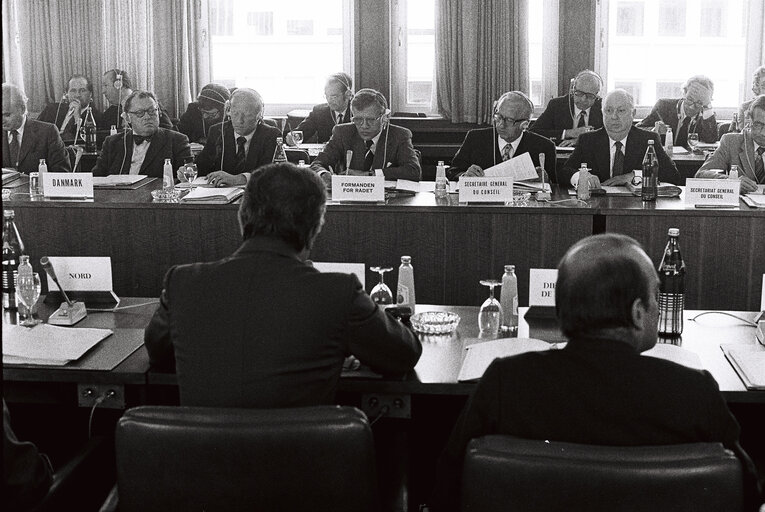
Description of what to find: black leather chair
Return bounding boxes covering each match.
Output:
[285,148,311,164]
[112,405,379,512]
[461,435,744,512]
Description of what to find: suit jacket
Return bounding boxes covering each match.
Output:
[177,102,216,143]
[2,118,71,173]
[638,98,719,145]
[37,101,103,144]
[144,236,422,408]
[530,94,604,142]
[696,131,764,184]
[103,104,175,133]
[446,128,557,182]
[286,103,349,143]
[310,123,421,181]
[195,121,281,175]
[561,126,680,185]
[92,128,191,178]
[431,337,753,512]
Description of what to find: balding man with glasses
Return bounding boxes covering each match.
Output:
[285,72,353,144]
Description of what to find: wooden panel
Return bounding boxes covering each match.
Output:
[558,0,597,95]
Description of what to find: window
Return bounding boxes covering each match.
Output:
[658,0,685,36]
[615,82,643,104]
[616,2,644,36]
[391,0,436,112]
[209,0,352,114]
[700,0,725,37]
[655,81,683,99]
[529,0,558,110]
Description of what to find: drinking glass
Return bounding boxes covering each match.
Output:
[182,165,198,189]
[16,273,41,327]
[478,279,503,335]
[291,130,304,147]
[369,266,393,305]
[687,133,699,152]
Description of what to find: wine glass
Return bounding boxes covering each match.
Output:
[16,273,41,327]
[291,130,304,147]
[182,164,198,190]
[478,279,503,336]
[687,133,699,152]
[369,266,394,305]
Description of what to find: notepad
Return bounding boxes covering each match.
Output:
[458,337,564,382]
[3,324,112,366]
[182,187,244,204]
[93,174,146,186]
[721,344,765,390]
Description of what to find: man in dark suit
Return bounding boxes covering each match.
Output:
[638,74,719,147]
[2,83,71,173]
[196,88,281,187]
[100,69,175,132]
[37,74,103,145]
[177,82,230,144]
[144,162,422,407]
[430,233,760,512]
[92,91,191,178]
[531,69,604,146]
[446,90,556,182]
[285,72,353,144]
[561,89,680,187]
[311,88,421,185]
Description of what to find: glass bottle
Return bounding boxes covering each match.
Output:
[2,210,25,310]
[576,163,591,200]
[435,160,448,198]
[729,164,739,180]
[729,113,739,133]
[84,106,97,152]
[396,256,416,314]
[664,127,673,154]
[641,140,658,201]
[500,265,518,332]
[37,159,47,195]
[273,137,288,163]
[658,228,685,336]
[163,158,174,191]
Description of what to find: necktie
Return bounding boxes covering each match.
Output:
[236,136,247,173]
[8,130,19,167]
[337,112,343,124]
[133,134,152,145]
[577,111,586,128]
[755,147,765,184]
[502,143,513,161]
[675,116,691,148]
[363,139,374,173]
[612,141,624,178]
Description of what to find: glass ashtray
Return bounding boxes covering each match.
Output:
[151,188,181,202]
[511,191,532,206]
[410,311,461,335]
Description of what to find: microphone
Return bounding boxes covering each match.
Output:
[40,256,73,306]
[40,256,87,325]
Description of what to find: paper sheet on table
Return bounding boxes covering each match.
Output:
[395,179,420,192]
[93,175,146,186]
[458,337,565,382]
[567,185,634,196]
[3,324,112,365]
[642,343,703,370]
[483,152,538,181]
[672,146,690,155]
[176,176,214,188]
[419,181,459,193]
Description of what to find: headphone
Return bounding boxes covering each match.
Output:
[571,70,604,92]
[198,86,230,106]
[114,73,123,90]
[352,89,390,123]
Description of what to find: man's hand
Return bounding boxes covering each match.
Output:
[602,171,634,186]
[738,175,758,194]
[558,139,577,147]
[206,171,246,187]
[564,126,592,140]
[67,99,81,116]
[653,121,668,134]
[462,164,484,177]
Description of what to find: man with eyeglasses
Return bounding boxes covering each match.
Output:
[38,74,103,144]
[639,75,719,147]
[738,66,765,125]
[285,72,353,145]
[93,90,191,177]
[447,91,556,181]
[531,70,604,147]
[310,88,421,186]
[562,89,679,189]
[696,94,765,192]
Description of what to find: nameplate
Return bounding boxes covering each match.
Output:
[458,177,513,203]
[685,178,739,208]
[312,262,366,289]
[42,172,94,199]
[44,257,114,292]
[332,175,385,202]
[529,269,558,306]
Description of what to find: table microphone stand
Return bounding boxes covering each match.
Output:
[40,256,87,326]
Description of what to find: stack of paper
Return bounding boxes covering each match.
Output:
[722,344,765,390]
[3,324,112,365]
[742,186,765,208]
[182,187,244,204]
[93,175,147,186]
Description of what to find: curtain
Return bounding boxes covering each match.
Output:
[2,0,25,90]
[435,0,529,124]
[744,0,765,95]
[101,0,154,96]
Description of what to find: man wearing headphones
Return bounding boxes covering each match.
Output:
[178,83,231,144]
[638,75,719,147]
[286,72,353,144]
[447,91,556,182]
[101,69,175,132]
[197,88,281,186]
[531,70,604,147]
[695,94,765,193]
[92,90,191,178]
[37,74,103,144]
[310,88,421,186]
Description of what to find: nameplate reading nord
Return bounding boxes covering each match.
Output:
[685,178,739,208]
[458,177,513,203]
[44,257,113,292]
[529,269,558,307]
[42,172,94,199]
[332,175,385,202]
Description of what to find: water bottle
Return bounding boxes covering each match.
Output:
[272,137,288,163]
[500,265,518,332]
[664,127,673,154]
[162,158,174,191]
[729,164,739,179]
[37,159,47,195]
[2,209,25,310]
[435,160,449,198]
[84,106,97,152]
[396,256,416,314]
[110,124,118,136]
[641,140,658,201]
[658,228,685,336]
[729,113,739,133]
[576,163,591,200]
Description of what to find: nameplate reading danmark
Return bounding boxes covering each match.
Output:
[685,178,739,208]
[42,172,94,199]
[332,175,385,202]
[528,269,558,307]
[458,176,513,203]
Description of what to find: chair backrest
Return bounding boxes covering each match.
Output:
[285,148,311,164]
[116,405,379,512]
[461,435,743,512]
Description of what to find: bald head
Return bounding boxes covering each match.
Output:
[603,89,635,141]
[229,88,264,136]
[2,83,28,131]
[572,71,602,111]
[556,234,659,351]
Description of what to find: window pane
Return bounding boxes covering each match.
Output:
[528,0,543,106]
[700,0,725,37]
[406,0,435,106]
[658,0,685,36]
[616,2,644,36]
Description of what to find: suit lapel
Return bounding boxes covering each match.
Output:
[17,120,36,166]
[595,130,611,178]
[624,127,646,172]
[740,132,757,180]
[246,124,263,168]
[2,130,10,167]
[140,129,166,173]
[373,126,389,169]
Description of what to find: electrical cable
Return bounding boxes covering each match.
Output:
[369,405,390,426]
[688,311,758,327]
[87,299,159,313]
[88,394,106,439]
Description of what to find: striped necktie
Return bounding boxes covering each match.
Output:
[363,139,374,173]
[755,146,765,184]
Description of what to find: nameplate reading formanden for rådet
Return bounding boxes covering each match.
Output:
[332,175,385,202]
